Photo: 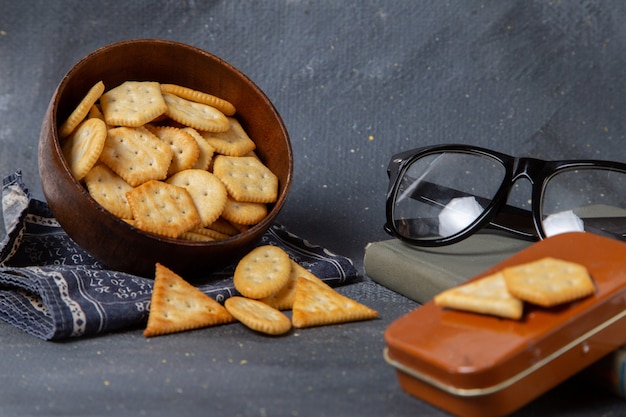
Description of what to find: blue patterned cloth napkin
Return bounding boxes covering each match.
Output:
[0,172,359,340]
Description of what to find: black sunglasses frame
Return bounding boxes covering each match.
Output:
[384,144,626,246]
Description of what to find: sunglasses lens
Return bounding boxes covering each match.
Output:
[391,151,506,242]
[541,168,626,240]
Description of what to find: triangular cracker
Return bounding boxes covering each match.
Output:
[291,278,378,328]
[434,272,524,320]
[144,263,234,337]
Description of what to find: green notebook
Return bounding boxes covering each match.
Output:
[363,233,533,304]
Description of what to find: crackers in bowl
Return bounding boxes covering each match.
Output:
[58,79,279,242]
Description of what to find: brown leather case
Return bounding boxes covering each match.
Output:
[384,232,626,417]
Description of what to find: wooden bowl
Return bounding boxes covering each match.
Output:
[38,39,293,278]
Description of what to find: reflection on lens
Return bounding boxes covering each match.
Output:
[543,210,584,237]
[438,196,484,237]
[541,168,626,240]
[392,151,505,241]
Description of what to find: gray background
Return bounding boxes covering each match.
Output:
[1,1,625,416]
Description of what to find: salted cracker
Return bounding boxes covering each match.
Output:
[213,155,278,203]
[291,278,378,328]
[166,169,228,227]
[233,245,291,299]
[87,103,105,122]
[84,163,134,219]
[59,80,105,138]
[100,81,167,127]
[144,263,235,337]
[160,83,236,116]
[99,126,173,187]
[200,117,256,157]
[126,180,201,238]
[182,127,215,171]
[503,257,595,308]
[61,117,107,181]
[182,226,230,241]
[434,272,524,320]
[224,296,292,336]
[261,260,326,310]
[206,217,241,237]
[178,231,216,242]
[221,197,268,225]
[162,91,229,133]
[147,126,200,176]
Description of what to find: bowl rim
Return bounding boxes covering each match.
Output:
[48,38,293,249]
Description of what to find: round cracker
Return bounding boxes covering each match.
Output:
[166,169,228,227]
[58,80,105,138]
[61,117,107,181]
[224,296,291,335]
[147,126,200,176]
[233,245,291,299]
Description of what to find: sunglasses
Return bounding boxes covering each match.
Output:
[384,144,626,246]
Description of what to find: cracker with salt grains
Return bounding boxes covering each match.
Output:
[434,272,524,320]
[100,81,167,127]
[503,257,595,308]
[84,163,134,219]
[126,180,201,238]
[213,155,278,203]
[291,277,378,328]
[144,263,235,337]
[261,260,327,311]
[162,91,230,132]
[181,127,215,171]
[200,117,256,157]
[166,169,228,227]
[233,245,291,299]
[61,117,107,181]
[160,83,236,116]
[221,197,268,225]
[224,296,292,336]
[147,126,200,176]
[99,126,173,187]
[58,80,105,138]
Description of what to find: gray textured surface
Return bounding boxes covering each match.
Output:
[1,1,625,416]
